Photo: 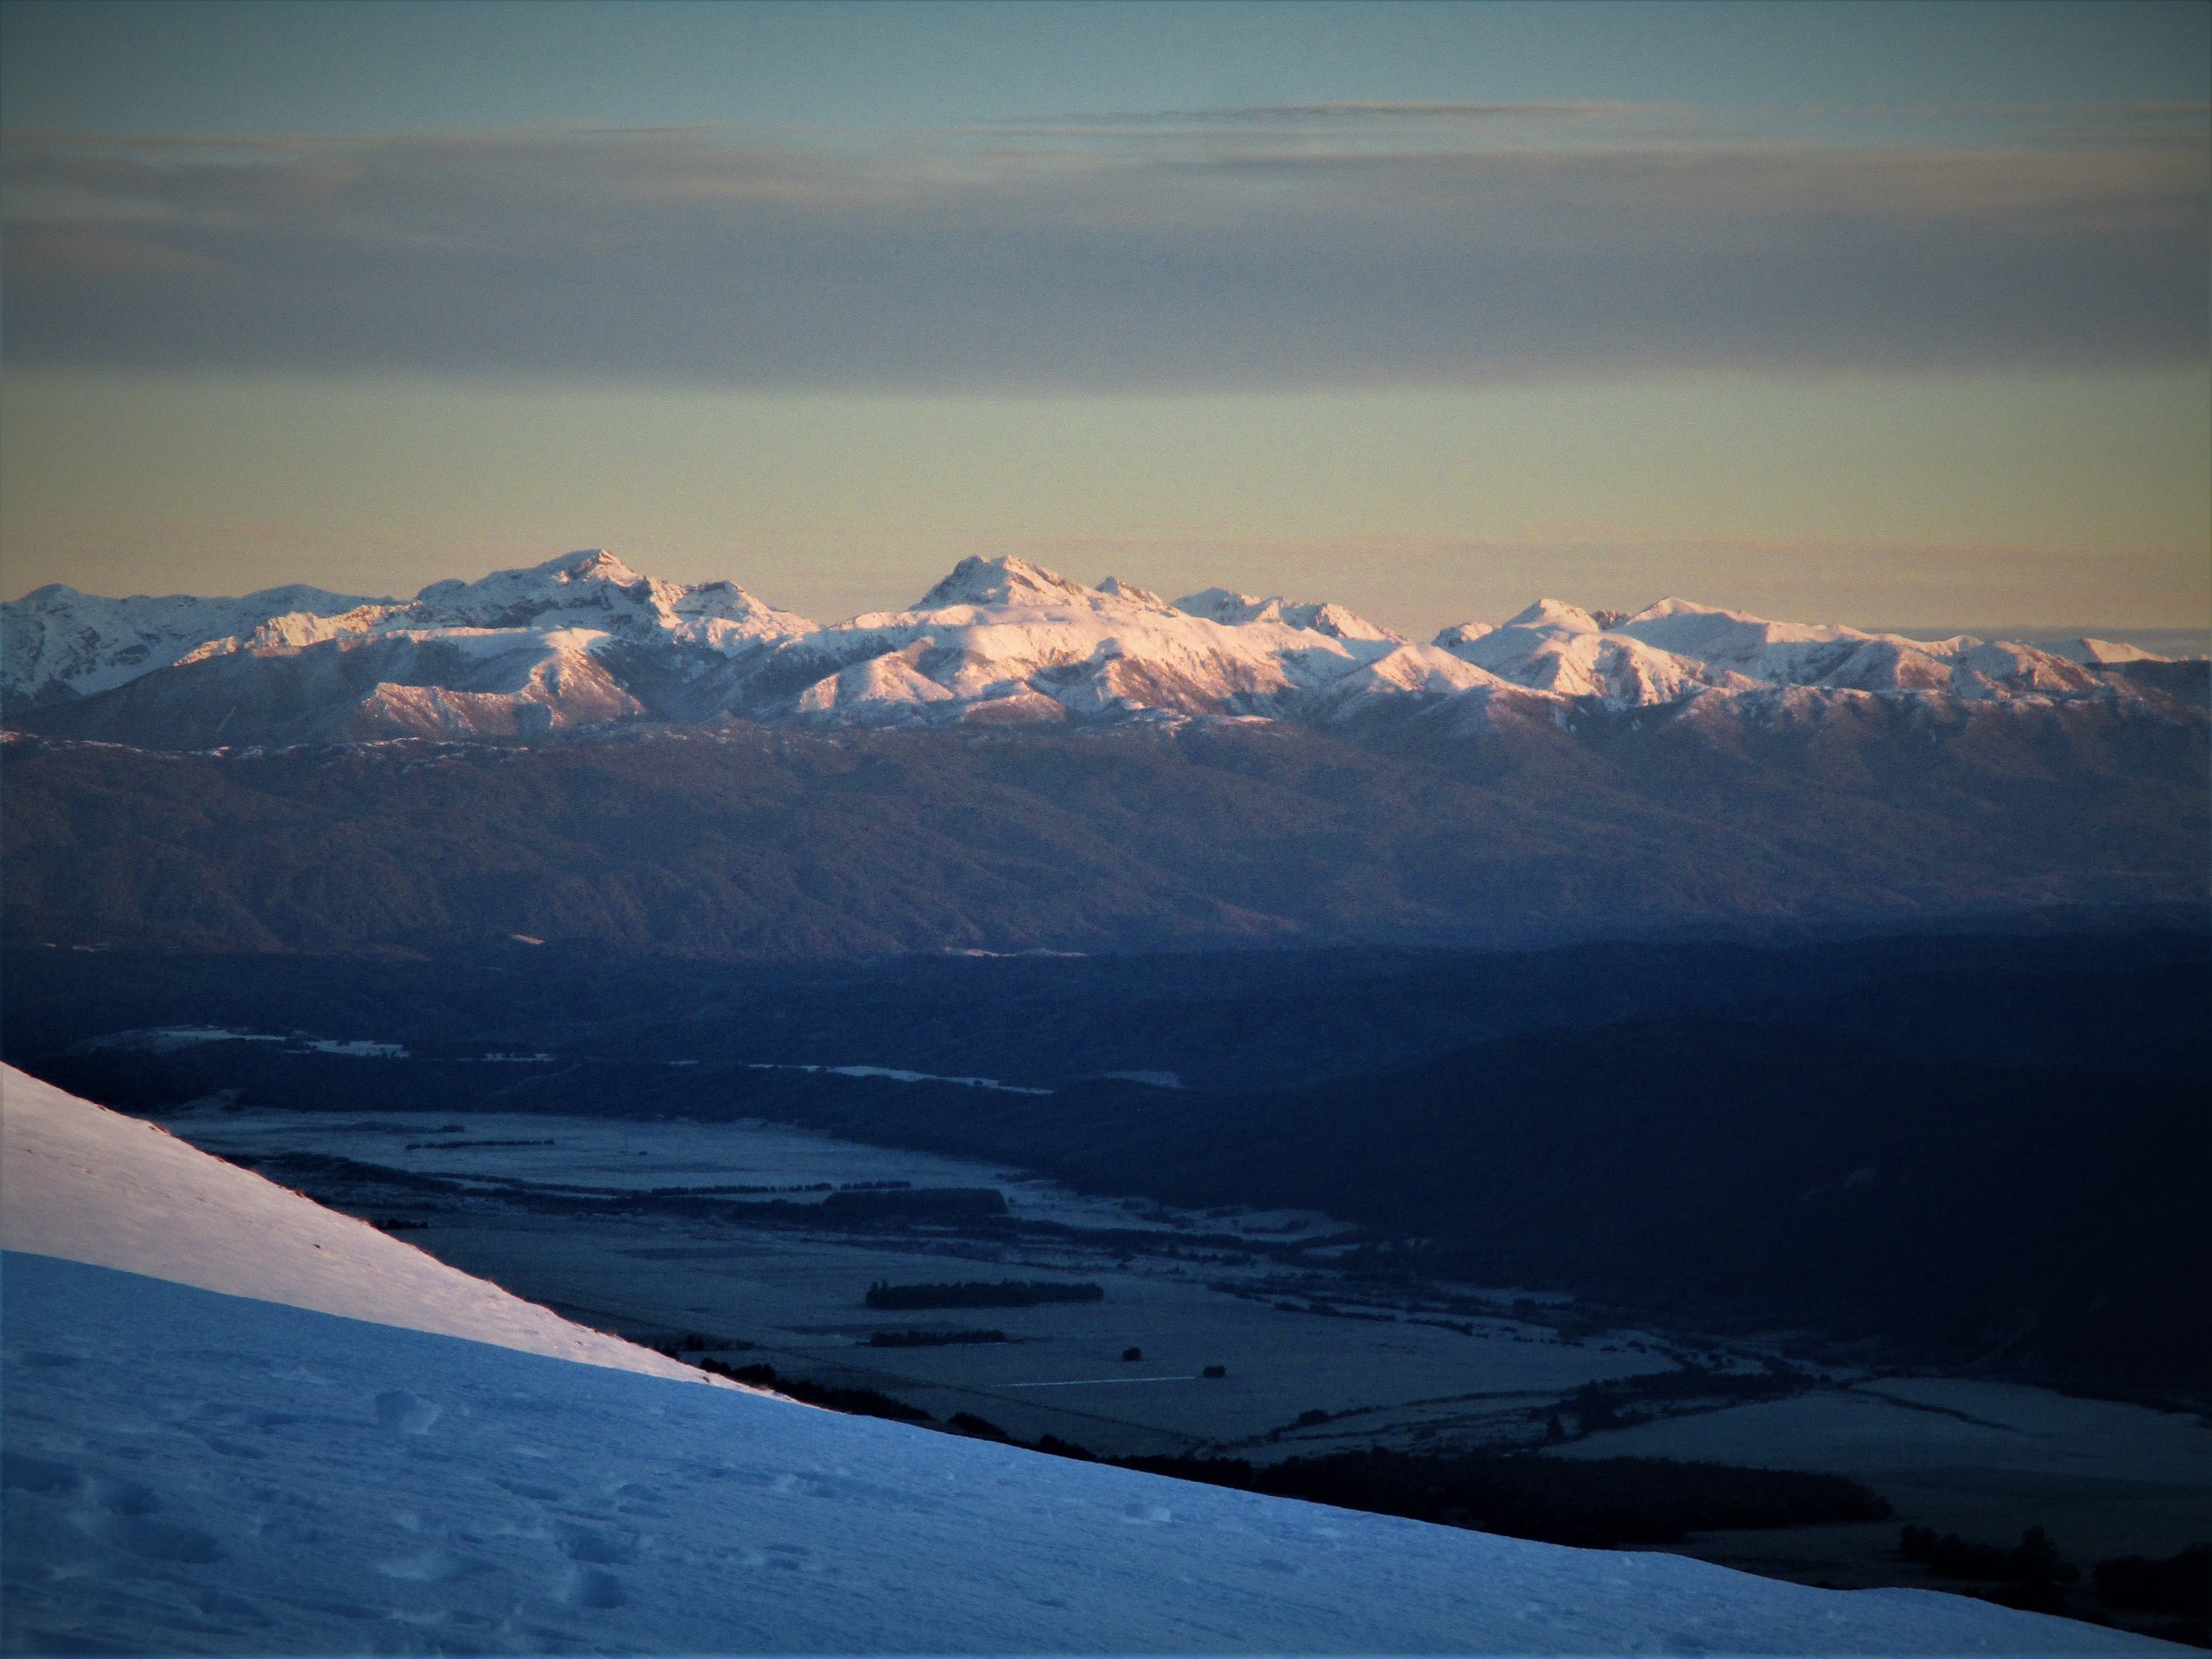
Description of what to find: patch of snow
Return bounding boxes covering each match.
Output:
[2046,637,2172,666]
[4,1252,2156,1655]
[73,1028,408,1060]
[746,1061,1051,1096]
[0,1065,713,1385]
[72,1026,286,1055]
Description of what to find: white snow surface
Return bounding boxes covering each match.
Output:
[0,1068,2172,1654]
[2047,637,2174,666]
[5,1255,2159,1656]
[0,1064,714,1386]
[759,557,1410,726]
[1437,596,2113,708]
[1,580,382,705]
[4,552,2188,736]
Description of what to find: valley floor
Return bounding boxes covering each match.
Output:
[138,1095,2212,1634]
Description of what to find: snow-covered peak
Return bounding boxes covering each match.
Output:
[7,557,2187,743]
[1438,607,1732,706]
[1094,574,1172,610]
[401,550,811,654]
[1424,596,2161,709]
[1173,586,1266,625]
[12,580,370,614]
[1947,638,2101,698]
[915,556,1096,611]
[1615,596,1864,661]
[1289,601,1399,642]
[1432,620,1496,651]
[1173,587,1399,642]
[410,549,656,628]
[2048,637,2175,666]
[414,548,644,600]
[2,580,388,707]
[1503,597,1606,634]
[729,561,1416,730]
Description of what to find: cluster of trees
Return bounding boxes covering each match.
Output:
[1900,1525,2076,1588]
[864,1279,1103,1310]
[2093,1543,2209,1619]
[1899,1525,2210,1632]
[867,1329,1006,1348]
[1565,1365,1812,1434]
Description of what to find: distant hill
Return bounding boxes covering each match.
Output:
[4,699,2203,957]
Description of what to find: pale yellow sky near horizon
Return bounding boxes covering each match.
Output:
[3,363,2206,641]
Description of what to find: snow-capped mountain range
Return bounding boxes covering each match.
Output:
[3,549,2198,749]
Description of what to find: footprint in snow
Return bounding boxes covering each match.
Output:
[198,1433,268,1461]
[375,1548,484,1584]
[83,1475,161,1517]
[559,1526,636,1565]
[373,1390,442,1434]
[559,1566,628,1609]
[1,1453,82,1496]
[108,1517,228,1564]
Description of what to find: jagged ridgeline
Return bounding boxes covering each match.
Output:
[3,551,2203,956]
[5,549,2204,741]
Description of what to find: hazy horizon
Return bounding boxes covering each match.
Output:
[3,2,2207,634]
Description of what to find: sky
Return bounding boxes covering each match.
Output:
[2,0,2207,638]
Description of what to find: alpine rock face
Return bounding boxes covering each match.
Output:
[2,549,2200,750]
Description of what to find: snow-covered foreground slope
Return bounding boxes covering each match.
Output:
[0,1072,2170,1653]
[5,1256,2168,1657]
[7,550,2200,749]
[0,1064,713,1385]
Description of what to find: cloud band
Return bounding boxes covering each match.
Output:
[4,113,2204,389]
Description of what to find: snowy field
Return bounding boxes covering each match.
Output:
[1553,1378,2212,1565]
[3,1252,2164,1655]
[158,1099,1350,1237]
[146,1102,1671,1457]
[133,1095,2212,1550]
